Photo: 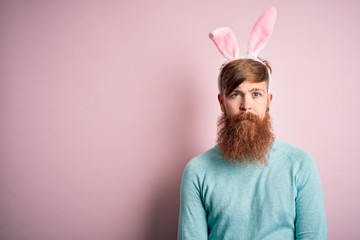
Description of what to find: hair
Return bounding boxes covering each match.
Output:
[218,58,272,96]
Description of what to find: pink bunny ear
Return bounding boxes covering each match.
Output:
[247,6,277,57]
[209,27,240,60]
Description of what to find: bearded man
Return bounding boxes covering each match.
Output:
[177,58,328,239]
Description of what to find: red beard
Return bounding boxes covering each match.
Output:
[217,112,274,164]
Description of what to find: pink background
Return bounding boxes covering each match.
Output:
[1,0,359,239]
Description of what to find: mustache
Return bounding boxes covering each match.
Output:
[230,112,260,122]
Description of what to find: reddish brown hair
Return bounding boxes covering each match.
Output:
[219,59,272,96]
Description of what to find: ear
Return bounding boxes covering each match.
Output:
[218,93,224,111]
[267,93,273,106]
[209,27,240,60]
[218,93,223,104]
[247,6,277,57]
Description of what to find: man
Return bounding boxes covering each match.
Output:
[178,7,327,240]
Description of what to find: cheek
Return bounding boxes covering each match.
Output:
[255,101,269,116]
[224,102,240,116]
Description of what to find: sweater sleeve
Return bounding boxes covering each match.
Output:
[178,162,208,240]
[294,154,328,239]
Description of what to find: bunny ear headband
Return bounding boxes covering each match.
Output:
[209,6,277,93]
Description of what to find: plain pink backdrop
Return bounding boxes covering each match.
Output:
[1,0,359,239]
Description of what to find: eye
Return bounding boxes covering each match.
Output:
[252,92,262,97]
[230,92,240,98]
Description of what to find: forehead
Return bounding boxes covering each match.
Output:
[235,80,268,92]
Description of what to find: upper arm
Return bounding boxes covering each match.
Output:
[178,163,208,240]
[294,155,328,239]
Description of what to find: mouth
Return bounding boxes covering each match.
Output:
[239,119,255,124]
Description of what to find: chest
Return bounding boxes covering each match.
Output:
[201,166,297,226]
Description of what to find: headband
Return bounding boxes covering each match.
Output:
[209,6,277,93]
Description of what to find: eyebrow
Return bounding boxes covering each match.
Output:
[230,87,266,94]
[249,88,266,93]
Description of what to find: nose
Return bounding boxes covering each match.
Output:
[240,95,252,112]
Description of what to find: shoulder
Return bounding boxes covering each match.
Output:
[271,140,320,184]
[271,140,317,167]
[271,140,312,160]
[182,146,223,179]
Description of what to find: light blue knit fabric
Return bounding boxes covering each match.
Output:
[178,140,327,240]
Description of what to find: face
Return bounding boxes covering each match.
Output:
[218,80,272,119]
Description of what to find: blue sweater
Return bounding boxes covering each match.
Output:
[178,140,327,239]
